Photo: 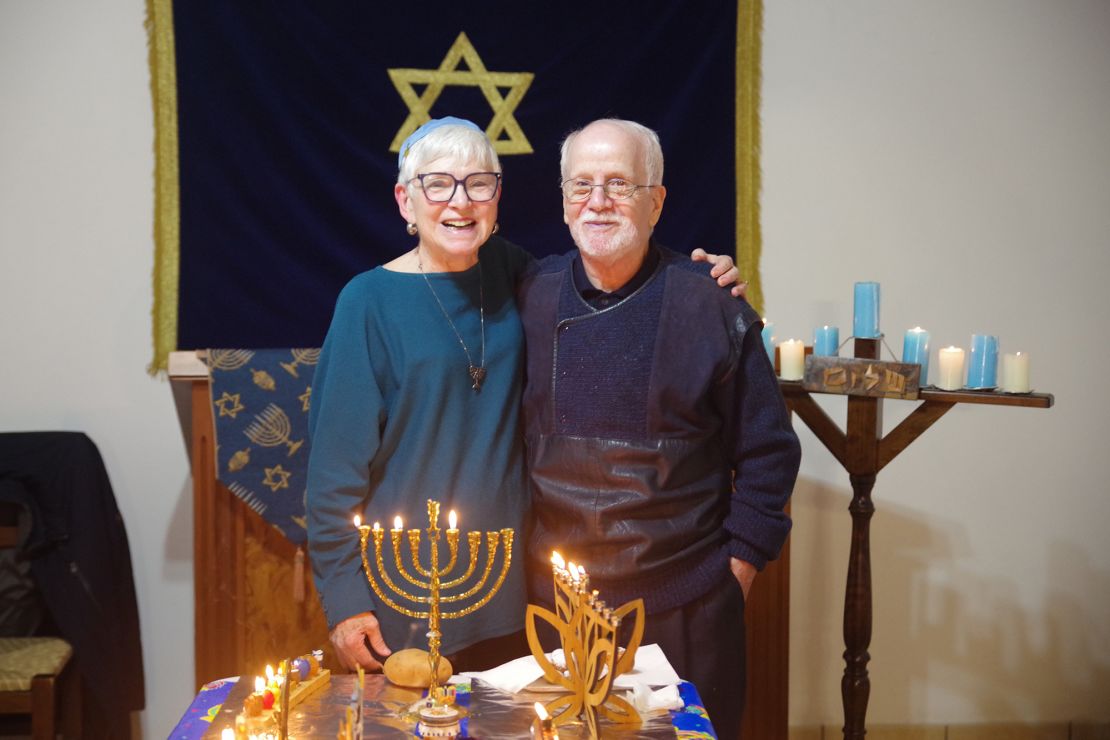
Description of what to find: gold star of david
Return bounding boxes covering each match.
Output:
[389,32,534,155]
[263,464,292,493]
[215,392,244,419]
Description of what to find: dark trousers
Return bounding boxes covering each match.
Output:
[639,574,747,740]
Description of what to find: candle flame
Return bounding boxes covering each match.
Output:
[912,326,925,333]
[394,515,403,531]
[449,510,457,529]
[353,514,361,528]
[535,701,549,721]
[373,521,381,531]
[551,551,565,569]
[577,564,586,577]
[254,676,265,693]
[567,560,578,577]
[265,664,275,681]
[221,729,235,740]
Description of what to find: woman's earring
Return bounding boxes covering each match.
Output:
[492,222,500,234]
[406,223,418,236]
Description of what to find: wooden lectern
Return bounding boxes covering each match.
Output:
[169,352,331,689]
[169,350,790,739]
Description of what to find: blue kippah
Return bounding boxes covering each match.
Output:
[397,117,483,170]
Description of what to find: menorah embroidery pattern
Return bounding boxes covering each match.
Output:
[244,403,304,457]
[207,348,317,544]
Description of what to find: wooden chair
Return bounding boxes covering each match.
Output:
[0,507,78,739]
[0,637,74,739]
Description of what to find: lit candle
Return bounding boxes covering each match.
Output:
[353,514,361,528]
[1001,351,1030,393]
[221,729,235,740]
[966,334,1000,389]
[448,510,458,531]
[551,551,565,573]
[902,327,931,385]
[853,282,881,338]
[779,339,805,381]
[254,676,266,694]
[813,325,839,357]
[393,516,403,532]
[533,701,558,739]
[761,319,776,362]
[372,521,381,532]
[936,347,965,390]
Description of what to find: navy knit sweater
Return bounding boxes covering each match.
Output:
[519,244,801,613]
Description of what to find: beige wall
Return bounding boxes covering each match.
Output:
[0,2,194,737]
[762,0,1110,727]
[1,1,1107,737]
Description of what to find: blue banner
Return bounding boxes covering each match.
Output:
[172,2,738,349]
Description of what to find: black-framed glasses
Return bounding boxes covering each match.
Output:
[411,172,502,203]
[560,178,656,202]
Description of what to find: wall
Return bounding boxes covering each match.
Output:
[761,0,1110,726]
[1,1,1107,736]
[0,3,194,737]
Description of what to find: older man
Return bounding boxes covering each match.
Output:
[518,119,801,738]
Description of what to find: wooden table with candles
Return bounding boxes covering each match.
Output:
[778,335,1053,740]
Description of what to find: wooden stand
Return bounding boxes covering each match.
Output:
[779,338,1053,740]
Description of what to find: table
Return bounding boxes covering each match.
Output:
[779,337,1053,739]
[171,674,718,739]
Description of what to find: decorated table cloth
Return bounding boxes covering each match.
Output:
[170,674,718,739]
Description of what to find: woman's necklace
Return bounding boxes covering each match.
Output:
[416,248,486,391]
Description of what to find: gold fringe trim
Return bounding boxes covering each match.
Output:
[736,0,765,316]
[145,0,180,375]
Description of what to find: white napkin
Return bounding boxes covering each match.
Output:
[629,682,684,713]
[458,643,682,697]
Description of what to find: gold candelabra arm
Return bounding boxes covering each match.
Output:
[439,531,482,589]
[441,529,460,576]
[407,528,433,579]
[390,530,430,589]
[358,527,431,620]
[439,529,512,610]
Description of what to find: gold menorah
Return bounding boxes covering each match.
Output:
[525,553,645,738]
[280,347,321,378]
[355,500,513,697]
[244,403,304,457]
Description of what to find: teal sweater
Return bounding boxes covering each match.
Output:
[306,237,531,654]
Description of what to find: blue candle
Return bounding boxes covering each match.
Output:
[853,282,880,338]
[902,327,931,385]
[813,325,840,357]
[762,320,776,362]
[966,334,999,389]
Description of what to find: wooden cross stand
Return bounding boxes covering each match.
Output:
[778,337,1053,740]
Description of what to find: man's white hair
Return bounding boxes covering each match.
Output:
[559,118,665,185]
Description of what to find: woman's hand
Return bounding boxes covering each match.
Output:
[330,611,393,671]
[691,248,749,299]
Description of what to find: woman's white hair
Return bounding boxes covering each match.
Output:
[559,119,664,185]
[398,125,501,185]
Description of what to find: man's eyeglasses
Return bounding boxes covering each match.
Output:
[560,178,656,202]
[411,172,501,203]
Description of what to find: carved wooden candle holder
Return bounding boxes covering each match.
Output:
[524,552,645,738]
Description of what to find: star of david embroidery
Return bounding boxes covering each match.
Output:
[389,32,534,155]
[263,464,292,493]
[215,392,244,419]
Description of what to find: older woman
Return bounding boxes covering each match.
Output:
[307,117,739,673]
